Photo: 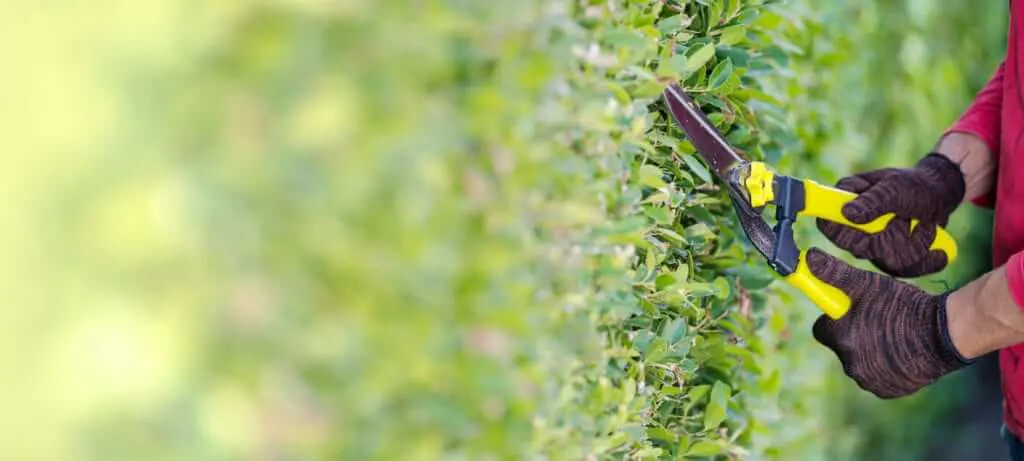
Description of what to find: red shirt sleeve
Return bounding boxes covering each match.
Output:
[1006,251,1024,312]
[945,60,1005,208]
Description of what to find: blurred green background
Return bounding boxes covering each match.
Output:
[0,0,1009,460]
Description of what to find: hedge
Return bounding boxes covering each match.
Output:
[64,0,832,459]
[47,0,875,460]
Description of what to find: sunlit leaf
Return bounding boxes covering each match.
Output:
[685,43,717,73]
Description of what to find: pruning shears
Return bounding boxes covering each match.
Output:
[661,85,958,319]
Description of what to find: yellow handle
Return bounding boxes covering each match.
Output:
[784,250,852,319]
[798,180,958,264]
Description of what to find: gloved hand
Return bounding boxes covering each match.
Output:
[806,248,973,398]
[816,153,966,278]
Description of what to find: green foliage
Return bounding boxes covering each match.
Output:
[36,0,839,459]
[1,0,1003,460]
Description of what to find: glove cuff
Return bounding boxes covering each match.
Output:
[935,292,977,366]
[917,153,968,206]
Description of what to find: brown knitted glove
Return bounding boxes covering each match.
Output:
[816,154,966,278]
[807,248,972,399]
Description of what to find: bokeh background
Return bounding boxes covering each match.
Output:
[0,0,1009,460]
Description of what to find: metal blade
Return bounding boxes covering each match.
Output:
[662,85,746,178]
[662,85,776,265]
[730,192,776,262]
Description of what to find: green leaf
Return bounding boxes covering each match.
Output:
[655,273,676,290]
[638,25,661,39]
[606,82,631,104]
[684,223,716,242]
[718,318,746,338]
[725,0,741,18]
[754,10,783,29]
[656,14,686,33]
[707,0,725,32]
[644,206,673,224]
[601,215,649,246]
[665,317,687,344]
[686,206,717,225]
[709,58,734,89]
[708,112,726,128]
[639,164,666,188]
[676,265,690,282]
[730,265,775,289]
[645,338,668,362]
[601,28,647,51]
[634,81,667,99]
[647,426,677,443]
[726,124,753,146]
[720,25,746,45]
[687,384,711,405]
[662,387,682,398]
[658,54,689,77]
[686,441,721,457]
[713,277,731,300]
[685,43,716,74]
[686,283,716,298]
[677,434,691,455]
[681,154,713,183]
[703,381,731,430]
[653,227,686,244]
[716,46,750,67]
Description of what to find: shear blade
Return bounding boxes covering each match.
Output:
[729,192,776,262]
[662,85,776,263]
[661,85,747,178]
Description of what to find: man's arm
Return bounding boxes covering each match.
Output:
[936,61,1010,355]
[937,60,1005,203]
[934,132,997,203]
[948,253,1024,359]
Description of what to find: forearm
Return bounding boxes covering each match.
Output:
[947,263,1024,359]
[935,60,1003,202]
[934,131,996,202]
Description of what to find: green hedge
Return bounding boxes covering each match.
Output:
[58,1,841,459]
[18,0,954,460]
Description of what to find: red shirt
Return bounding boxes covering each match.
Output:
[949,0,1024,439]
